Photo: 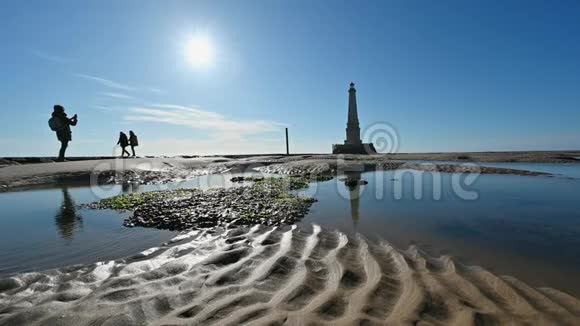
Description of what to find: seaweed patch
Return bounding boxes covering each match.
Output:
[85,176,329,230]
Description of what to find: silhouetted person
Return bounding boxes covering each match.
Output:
[117,132,130,157]
[55,188,83,241]
[129,130,138,157]
[49,105,78,162]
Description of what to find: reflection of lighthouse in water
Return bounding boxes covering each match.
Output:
[344,172,363,226]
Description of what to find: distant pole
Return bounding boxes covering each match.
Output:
[285,128,290,156]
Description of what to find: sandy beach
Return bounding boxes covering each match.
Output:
[0,152,568,192]
[3,0,580,324]
[1,226,579,325]
[1,154,580,325]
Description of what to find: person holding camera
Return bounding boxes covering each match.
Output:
[49,105,78,162]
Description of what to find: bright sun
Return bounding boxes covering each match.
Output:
[185,35,214,68]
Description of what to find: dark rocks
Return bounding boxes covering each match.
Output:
[345,179,368,187]
[87,177,319,231]
[230,176,264,183]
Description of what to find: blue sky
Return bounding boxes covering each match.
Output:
[1,0,579,156]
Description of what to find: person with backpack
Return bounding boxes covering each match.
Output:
[117,132,130,157]
[49,105,78,162]
[129,130,138,157]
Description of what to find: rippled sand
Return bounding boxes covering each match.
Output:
[1,225,579,325]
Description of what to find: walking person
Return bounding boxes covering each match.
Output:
[129,130,138,157]
[117,132,130,157]
[48,105,78,162]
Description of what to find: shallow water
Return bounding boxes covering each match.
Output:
[2,167,580,297]
[0,173,268,276]
[0,186,177,276]
[299,168,580,296]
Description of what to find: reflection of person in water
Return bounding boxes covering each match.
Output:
[344,172,363,226]
[55,188,83,240]
[121,182,142,194]
[121,182,130,194]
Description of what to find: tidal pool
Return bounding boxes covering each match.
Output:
[299,168,580,296]
[0,172,270,276]
[0,187,177,275]
[1,167,580,297]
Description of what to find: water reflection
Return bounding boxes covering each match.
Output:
[303,169,580,296]
[344,172,363,226]
[0,185,178,275]
[121,182,142,194]
[54,188,83,241]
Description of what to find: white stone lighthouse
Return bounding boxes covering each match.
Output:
[332,82,376,154]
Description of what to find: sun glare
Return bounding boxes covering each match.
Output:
[185,35,214,69]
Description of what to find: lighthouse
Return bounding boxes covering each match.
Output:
[345,82,361,145]
[332,82,376,154]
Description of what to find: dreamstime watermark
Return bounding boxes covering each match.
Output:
[329,121,481,201]
[330,165,480,202]
[362,121,400,154]
[87,123,481,202]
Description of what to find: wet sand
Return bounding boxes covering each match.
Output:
[0,154,557,192]
[2,150,579,167]
[386,151,580,163]
[0,226,578,325]
[1,154,579,325]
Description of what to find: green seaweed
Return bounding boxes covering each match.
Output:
[233,174,333,191]
[92,189,197,210]
[86,175,329,230]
